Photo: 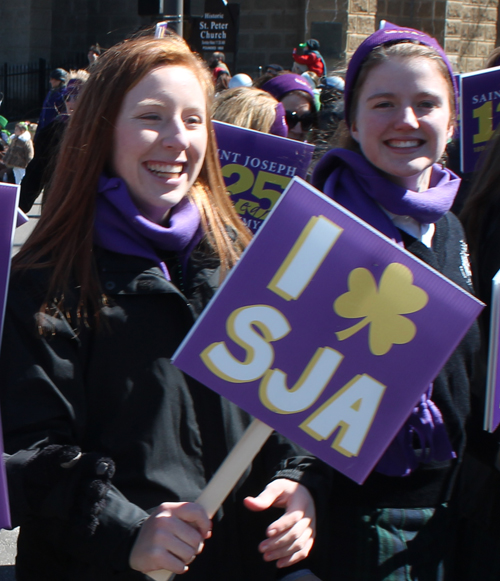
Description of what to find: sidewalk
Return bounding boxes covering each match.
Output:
[0,530,16,579]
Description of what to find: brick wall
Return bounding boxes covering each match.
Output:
[233,0,303,76]
[376,0,446,44]
[2,1,500,74]
[346,0,377,59]
[304,0,349,72]
[444,0,499,72]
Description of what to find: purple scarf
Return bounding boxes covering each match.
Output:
[94,175,203,280]
[312,149,460,477]
[313,149,460,245]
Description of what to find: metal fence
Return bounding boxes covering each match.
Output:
[0,55,87,123]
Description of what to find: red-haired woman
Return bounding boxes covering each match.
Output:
[0,33,316,581]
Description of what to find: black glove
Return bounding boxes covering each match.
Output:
[23,444,115,534]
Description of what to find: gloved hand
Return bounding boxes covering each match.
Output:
[23,444,115,534]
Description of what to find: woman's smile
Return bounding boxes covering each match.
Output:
[144,161,185,178]
[350,55,454,191]
[112,65,208,224]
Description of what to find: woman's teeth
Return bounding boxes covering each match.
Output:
[387,140,421,148]
[147,162,183,176]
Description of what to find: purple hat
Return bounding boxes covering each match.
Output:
[64,79,84,99]
[269,102,288,138]
[344,22,457,127]
[261,74,316,109]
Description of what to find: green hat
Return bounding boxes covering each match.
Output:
[0,116,8,129]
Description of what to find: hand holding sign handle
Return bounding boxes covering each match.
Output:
[147,419,274,581]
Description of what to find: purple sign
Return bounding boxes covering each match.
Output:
[0,183,19,528]
[485,269,500,432]
[213,121,314,233]
[460,66,500,173]
[173,178,483,484]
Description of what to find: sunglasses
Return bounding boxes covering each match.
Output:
[285,110,316,132]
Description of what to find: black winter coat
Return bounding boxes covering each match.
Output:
[0,246,311,581]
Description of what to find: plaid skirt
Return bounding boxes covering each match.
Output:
[311,503,455,581]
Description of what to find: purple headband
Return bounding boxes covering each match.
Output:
[64,79,84,99]
[261,74,316,109]
[344,22,457,127]
[269,101,288,137]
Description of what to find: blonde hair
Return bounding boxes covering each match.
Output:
[212,87,279,133]
[67,69,90,83]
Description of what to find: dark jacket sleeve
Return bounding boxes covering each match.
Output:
[0,277,148,573]
[20,118,67,213]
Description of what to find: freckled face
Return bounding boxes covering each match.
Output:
[112,65,208,224]
[350,56,454,192]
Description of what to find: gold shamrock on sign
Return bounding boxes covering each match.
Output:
[334,263,428,356]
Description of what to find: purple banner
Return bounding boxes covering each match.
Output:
[460,66,500,173]
[173,178,482,484]
[213,121,314,233]
[488,331,500,431]
[485,270,500,432]
[0,183,18,529]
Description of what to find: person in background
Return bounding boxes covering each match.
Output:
[212,86,288,137]
[3,121,34,184]
[20,69,90,213]
[0,115,10,145]
[260,73,317,141]
[292,39,326,78]
[0,140,13,183]
[0,116,13,183]
[27,122,37,141]
[88,43,103,65]
[301,71,321,111]
[265,63,284,75]
[208,51,230,81]
[307,23,478,580]
[454,125,500,580]
[449,44,500,215]
[318,75,345,132]
[214,68,231,95]
[37,68,68,133]
[308,75,345,173]
[62,70,90,115]
[228,73,253,89]
[0,32,318,581]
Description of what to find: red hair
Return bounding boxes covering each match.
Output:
[15,33,250,319]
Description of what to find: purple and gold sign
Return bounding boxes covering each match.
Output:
[0,183,19,528]
[173,178,482,484]
[213,121,314,233]
[460,66,500,173]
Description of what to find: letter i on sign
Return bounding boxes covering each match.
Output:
[268,216,343,300]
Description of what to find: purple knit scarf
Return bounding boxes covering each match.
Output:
[312,149,460,477]
[313,149,460,245]
[94,175,203,280]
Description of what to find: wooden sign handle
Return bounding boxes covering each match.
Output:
[147,418,274,581]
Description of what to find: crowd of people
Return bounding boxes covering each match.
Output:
[0,21,500,581]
